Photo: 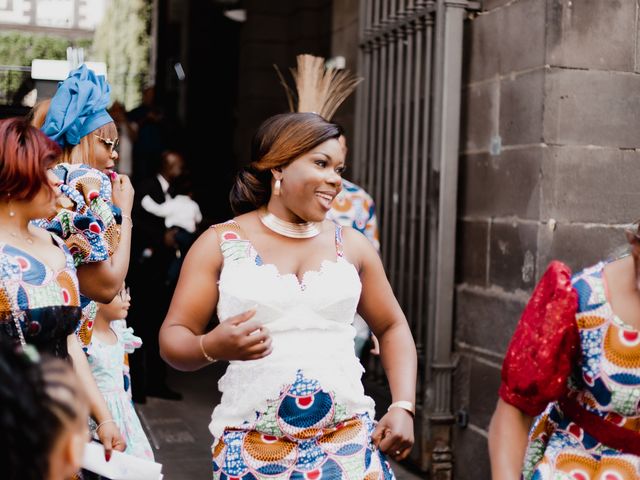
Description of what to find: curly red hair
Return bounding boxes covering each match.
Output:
[0,117,61,201]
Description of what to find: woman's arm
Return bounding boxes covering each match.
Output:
[347,228,417,460]
[159,228,272,371]
[76,175,134,303]
[488,399,532,480]
[77,219,132,302]
[67,334,126,458]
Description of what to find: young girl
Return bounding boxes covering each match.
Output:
[0,340,90,480]
[87,285,154,461]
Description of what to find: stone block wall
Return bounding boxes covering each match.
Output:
[234,0,332,165]
[454,1,640,478]
[329,0,360,141]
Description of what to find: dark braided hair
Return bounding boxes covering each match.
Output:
[0,339,86,480]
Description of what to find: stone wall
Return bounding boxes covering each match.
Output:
[329,0,360,142]
[454,1,640,477]
[234,0,332,165]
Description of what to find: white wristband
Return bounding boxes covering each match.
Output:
[388,400,415,417]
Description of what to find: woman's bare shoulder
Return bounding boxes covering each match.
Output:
[340,224,375,249]
[189,227,223,261]
[338,224,378,268]
[231,211,259,231]
[32,224,55,241]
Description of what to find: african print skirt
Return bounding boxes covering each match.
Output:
[211,373,395,479]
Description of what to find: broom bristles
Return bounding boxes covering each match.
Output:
[275,54,363,121]
[273,63,296,113]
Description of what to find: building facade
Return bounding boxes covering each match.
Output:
[148,1,640,477]
[453,1,640,477]
[0,0,109,37]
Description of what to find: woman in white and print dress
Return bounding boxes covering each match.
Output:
[160,112,417,480]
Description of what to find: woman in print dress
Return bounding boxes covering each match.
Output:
[0,117,125,458]
[160,111,417,479]
[489,229,640,478]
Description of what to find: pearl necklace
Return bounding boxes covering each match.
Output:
[258,207,321,239]
[8,228,34,244]
[9,232,34,244]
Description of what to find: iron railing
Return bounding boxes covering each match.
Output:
[353,0,475,476]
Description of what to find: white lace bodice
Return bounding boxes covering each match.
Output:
[208,221,376,439]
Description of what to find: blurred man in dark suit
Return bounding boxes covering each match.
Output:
[128,150,184,402]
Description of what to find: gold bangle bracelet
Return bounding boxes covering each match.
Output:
[95,419,116,434]
[121,214,133,227]
[199,334,216,363]
[387,401,415,417]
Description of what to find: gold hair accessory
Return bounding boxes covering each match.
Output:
[21,344,40,363]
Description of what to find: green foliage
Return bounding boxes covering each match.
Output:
[93,0,152,110]
[0,32,92,104]
[0,31,91,66]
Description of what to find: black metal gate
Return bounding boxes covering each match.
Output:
[352,0,476,475]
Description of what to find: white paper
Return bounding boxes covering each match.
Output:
[81,442,163,480]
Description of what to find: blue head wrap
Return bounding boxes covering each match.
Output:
[42,64,113,148]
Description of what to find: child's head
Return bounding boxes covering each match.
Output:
[0,340,89,480]
[97,284,131,322]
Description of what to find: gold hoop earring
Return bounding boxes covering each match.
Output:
[274,179,281,196]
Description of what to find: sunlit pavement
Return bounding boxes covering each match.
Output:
[135,364,424,479]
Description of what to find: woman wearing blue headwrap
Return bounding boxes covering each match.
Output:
[35,65,134,305]
[31,65,136,460]
[34,65,134,342]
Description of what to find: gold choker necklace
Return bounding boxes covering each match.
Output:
[258,207,321,239]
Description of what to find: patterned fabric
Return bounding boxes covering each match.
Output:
[499,261,580,417]
[112,319,134,400]
[35,163,122,351]
[501,261,640,479]
[76,299,97,350]
[0,238,81,357]
[327,179,379,357]
[326,179,379,253]
[212,371,394,480]
[41,64,112,148]
[209,220,385,478]
[87,324,153,460]
[35,163,121,267]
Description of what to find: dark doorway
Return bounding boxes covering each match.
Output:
[155,1,242,225]
[185,4,241,224]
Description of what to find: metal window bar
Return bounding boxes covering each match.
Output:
[354,0,475,473]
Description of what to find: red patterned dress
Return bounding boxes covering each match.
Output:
[500,261,640,479]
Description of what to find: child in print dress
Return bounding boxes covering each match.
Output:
[87,284,154,460]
